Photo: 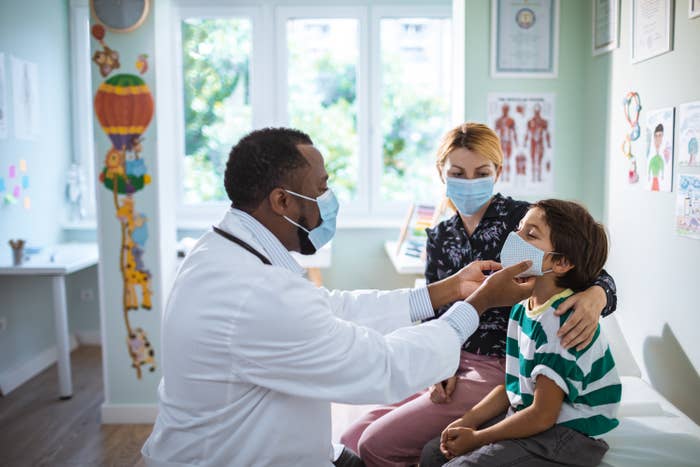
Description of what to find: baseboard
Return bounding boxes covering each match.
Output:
[75,330,102,346]
[101,403,159,424]
[0,335,79,395]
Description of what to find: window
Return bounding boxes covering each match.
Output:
[68,3,97,222]
[176,2,452,225]
[181,17,253,204]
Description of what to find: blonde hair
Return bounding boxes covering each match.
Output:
[435,122,503,179]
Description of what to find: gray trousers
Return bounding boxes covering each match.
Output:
[420,412,609,467]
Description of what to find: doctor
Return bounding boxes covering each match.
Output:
[141,128,534,467]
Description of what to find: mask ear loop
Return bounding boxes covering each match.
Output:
[281,189,319,233]
[283,215,311,234]
[542,251,565,275]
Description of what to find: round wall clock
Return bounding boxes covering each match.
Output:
[90,0,151,33]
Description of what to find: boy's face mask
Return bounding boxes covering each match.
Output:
[500,231,559,277]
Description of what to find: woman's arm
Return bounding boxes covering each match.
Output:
[443,376,564,458]
[554,270,617,350]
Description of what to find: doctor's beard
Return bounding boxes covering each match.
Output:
[297,215,318,255]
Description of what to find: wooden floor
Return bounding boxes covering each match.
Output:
[0,347,152,467]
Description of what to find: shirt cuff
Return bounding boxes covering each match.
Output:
[440,301,480,344]
[409,286,435,322]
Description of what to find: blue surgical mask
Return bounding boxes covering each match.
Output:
[499,231,559,277]
[283,188,339,253]
[446,177,494,215]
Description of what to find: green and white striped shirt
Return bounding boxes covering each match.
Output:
[505,289,621,437]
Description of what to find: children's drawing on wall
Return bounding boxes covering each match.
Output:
[678,101,700,167]
[645,107,675,192]
[93,47,156,378]
[488,93,555,195]
[0,53,7,139]
[11,56,39,141]
[676,174,700,240]
[621,91,643,184]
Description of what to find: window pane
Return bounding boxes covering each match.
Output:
[380,18,452,202]
[181,18,252,204]
[287,19,359,201]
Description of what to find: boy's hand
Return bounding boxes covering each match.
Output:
[429,376,458,404]
[441,427,483,459]
[554,285,606,350]
[439,417,475,458]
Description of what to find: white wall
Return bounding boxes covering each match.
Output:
[603,1,700,423]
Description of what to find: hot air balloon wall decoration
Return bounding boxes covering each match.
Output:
[93,64,156,378]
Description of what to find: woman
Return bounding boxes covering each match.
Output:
[339,123,617,467]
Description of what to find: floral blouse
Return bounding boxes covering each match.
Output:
[424,193,617,357]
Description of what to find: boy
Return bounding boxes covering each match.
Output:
[420,199,621,467]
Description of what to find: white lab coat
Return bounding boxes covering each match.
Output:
[142,211,463,467]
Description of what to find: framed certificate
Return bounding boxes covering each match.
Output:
[593,0,620,55]
[691,0,700,19]
[491,0,559,78]
[632,0,674,63]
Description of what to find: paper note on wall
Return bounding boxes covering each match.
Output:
[19,159,27,172]
[23,196,31,210]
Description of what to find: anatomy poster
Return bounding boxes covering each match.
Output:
[488,93,555,195]
[676,174,700,240]
[644,107,675,192]
[678,101,700,167]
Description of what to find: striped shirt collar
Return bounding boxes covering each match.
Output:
[226,208,305,276]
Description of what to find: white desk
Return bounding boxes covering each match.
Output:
[384,241,425,275]
[0,243,99,399]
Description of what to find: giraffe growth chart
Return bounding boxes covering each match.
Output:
[92,24,156,378]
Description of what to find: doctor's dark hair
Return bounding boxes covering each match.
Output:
[533,199,608,292]
[224,127,313,211]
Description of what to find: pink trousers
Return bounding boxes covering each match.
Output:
[340,352,505,467]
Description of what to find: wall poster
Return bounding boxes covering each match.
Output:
[488,93,556,195]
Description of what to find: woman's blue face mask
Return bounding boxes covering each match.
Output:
[445,176,495,215]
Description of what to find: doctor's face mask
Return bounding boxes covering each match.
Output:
[283,188,339,255]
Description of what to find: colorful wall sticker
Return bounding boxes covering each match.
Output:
[93,53,156,377]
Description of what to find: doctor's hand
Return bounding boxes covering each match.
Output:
[465,261,535,315]
[427,260,502,309]
[453,260,503,298]
[429,376,458,404]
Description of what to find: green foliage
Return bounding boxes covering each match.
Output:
[181,19,251,203]
[181,19,447,204]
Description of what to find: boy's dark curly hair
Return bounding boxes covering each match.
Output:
[533,199,608,291]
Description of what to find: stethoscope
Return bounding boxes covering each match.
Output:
[212,226,271,265]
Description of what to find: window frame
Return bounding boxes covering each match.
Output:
[68,0,97,223]
[172,1,452,228]
[174,5,269,223]
[276,6,370,218]
[369,5,453,218]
